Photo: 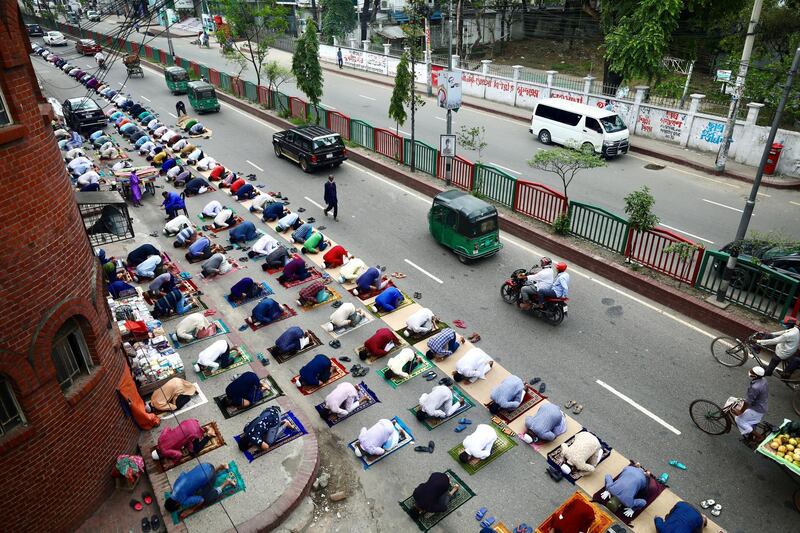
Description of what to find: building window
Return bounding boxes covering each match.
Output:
[0,87,10,126]
[0,377,25,437]
[52,318,94,391]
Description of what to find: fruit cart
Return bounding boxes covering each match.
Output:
[756,419,800,511]
[123,54,143,78]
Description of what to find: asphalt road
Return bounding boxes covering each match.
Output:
[50,15,800,248]
[32,32,800,533]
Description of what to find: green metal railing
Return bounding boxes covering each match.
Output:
[402,139,437,176]
[274,91,289,113]
[474,164,516,208]
[568,202,629,254]
[244,81,258,103]
[307,104,328,126]
[350,119,374,150]
[219,72,232,92]
[694,250,798,320]
[200,65,209,81]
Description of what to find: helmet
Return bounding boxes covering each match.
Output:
[555,262,567,272]
[540,257,552,268]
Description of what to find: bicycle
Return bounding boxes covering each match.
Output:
[689,397,740,436]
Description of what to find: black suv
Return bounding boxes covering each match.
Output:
[273,125,347,172]
[63,97,106,133]
[26,24,44,36]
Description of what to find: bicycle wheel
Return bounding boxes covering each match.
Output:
[690,399,732,435]
[711,336,749,367]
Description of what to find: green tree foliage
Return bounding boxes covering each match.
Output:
[388,52,412,130]
[623,186,660,232]
[527,148,606,201]
[264,61,294,112]
[216,0,288,86]
[457,126,488,162]
[321,0,358,43]
[293,20,324,123]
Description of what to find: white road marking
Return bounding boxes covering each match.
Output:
[359,94,376,101]
[596,380,681,435]
[168,112,178,118]
[404,258,444,284]
[489,162,522,175]
[702,198,745,213]
[140,95,151,102]
[757,192,771,198]
[791,201,800,207]
[246,160,264,172]
[659,224,714,244]
[320,103,336,110]
[220,101,280,131]
[435,117,446,121]
[118,81,124,86]
[304,196,325,209]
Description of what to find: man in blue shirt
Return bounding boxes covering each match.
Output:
[654,501,706,533]
[534,262,569,308]
[186,236,212,261]
[164,463,236,514]
[251,298,283,325]
[275,326,310,354]
[734,365,768,439]
[297,354,332,388]
[230,221,258,244]
[487,375,524,415]
[600,464,649,518]
[162,191,185,219]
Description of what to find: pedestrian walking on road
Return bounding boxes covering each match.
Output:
[323,174,338,221]
[337,48,343,69]
[176,100,187,117]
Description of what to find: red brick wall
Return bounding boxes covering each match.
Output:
[0,4,139,532]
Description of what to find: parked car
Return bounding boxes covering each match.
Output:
[76,39,101,55]
[87,10,101,22]
[714,239,800,290]
[63,97,106,133]
[272,125,347,172]
[26,23,44,36]
[43,31,67,46]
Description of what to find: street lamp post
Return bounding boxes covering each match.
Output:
[445,0,453,186]
[162,8,175,59]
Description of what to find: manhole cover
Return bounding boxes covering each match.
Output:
[644,163,665,170]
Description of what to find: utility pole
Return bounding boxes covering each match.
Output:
[162,7,175,58]
[715,0,762,172]
[445,0,453,186]
[410,1,418,173]
[715,47,800,304]
[678,60,694,108]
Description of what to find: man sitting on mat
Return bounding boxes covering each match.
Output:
[225,371,270,410]
[274,326,312,355]
[521,402,567,444]
[322,244,352,268]
[319,382,369,419]
[251,297,283,325]
[354,266,388,295]
[275,211,302,232]
[654,501,707,532]
[383,347,423,380]
[371,286,404,313]
[459,423,497,463]
[228,277,263,303]
[127,243,160,267]
[161,191,185,220]
[201,253,233,278]
[358,328,398,361]
[417,383,465,421]
[148,273,177,298]
[262,201,288,221]
[237,406,296,453]
[193,339,234,374]
[599,464,649,517]
[249,234,280,258]
[175,312,217,342]
[202,200,223,218]
[278,257,311,284]
[426,328,463,361]
[410,472,460,518]
[296,354,333,388]
[164,463,237,515]
[404,308,439,338]
[487,375,525,415]
[321,302,366,333]
[234,183,257,201]
[337,257,368,284]
[213,208,236,229]
[296,280,332,307]
[354,418,403,458]
[229,221,258,244]
[187,236,212,261]
[185,177,210,196]
[135,253,162,281]
[300,230,329,254]
[453,348,494,384]
[151,419,213,462]
[559,431,603,475]
[147,378,199,412]
[163,214,192,236]
[291,223,314,244]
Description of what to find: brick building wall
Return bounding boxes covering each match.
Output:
[0,3,139,532]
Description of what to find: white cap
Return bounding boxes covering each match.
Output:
[151,450,160,461]
[561,464,572,475]
[322,322,334,332]
[750,366,765,377]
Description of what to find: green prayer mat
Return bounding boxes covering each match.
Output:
[399,469,475,532]
[408,386,475,430]
[376,353,433,389]
[447,424,518,475]
[368,292,415,318]
[198,346,253,381]
[167,460,246,524]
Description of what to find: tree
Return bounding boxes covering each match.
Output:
[623,186,659,232]
[457,125,488,162]
[321,0,358,44]
[215,0,288,87]
[292,20,324,123]
[388,52,412,133]
[264,61,295,113]
[402,0,428,171]
[526,148,606,201]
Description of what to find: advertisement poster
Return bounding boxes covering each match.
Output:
[437,70,462,110]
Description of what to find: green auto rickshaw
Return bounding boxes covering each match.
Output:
[187,81,220,113]
[428,190,503,263]
[164,66,189,95]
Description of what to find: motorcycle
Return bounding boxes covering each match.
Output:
[500,267,568,325]
[97,58,106,70]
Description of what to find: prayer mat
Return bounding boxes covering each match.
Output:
[157,421,226,472]
[291,359,348,395]
[349,416,414,469]
[408,386,475,430]
[169,319,229,348]
[350,280,396,301]
[377,354,434,389]
[157,386,208,420]
[448,424,518,475]
[326,312,375,339]
[546,429,613,484]
[358,343,408,365]
[299,287,342,312]
[234,411,307,462]
[197,346,253,381]
[368,292,415,318]
[264,253,300,275]
[591,467,667,525]
[395,322,449,345]
[279,267,323,288]
[493,523,512,533]
[245,304,297,331]
[494,384,547,424]
[267,331,323,364]
[199,259,244,280]
[399,469,475,532]
[167,460,245,525]
[223,282,274,308]
[203,215,245,233]
[156,295,209,323]
[535,491,613,533]
[214,375,284,419]
[315,381,380,427]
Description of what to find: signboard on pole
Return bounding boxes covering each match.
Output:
[436,70,462,110]
[715,69,732,83]
[440,134,456,158]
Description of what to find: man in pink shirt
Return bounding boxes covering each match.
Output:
[151,419,213,462]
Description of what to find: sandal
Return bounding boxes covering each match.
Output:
[538,382,547,393]
[425,373,438,381]
[458,417,472,425]
[392,272,407,279]
[572,404,584,415]
[297,207,306,212]
[453,319,466,328]
[141,517,151,532]
[481,517,495,528]
[150,515,161,531]
[454,424,467,432]
[339,356,351,362]
[331,301,343,308]
[428,440,435,453]
[700,499,715,509]
[529,377,541,386]
[565,400,576,409]
[142,492,153,505]
[130,499,143,511]
[413,292,422,299]
[329,340,341,349]
[476,507,488,521]
[414,445,431,453]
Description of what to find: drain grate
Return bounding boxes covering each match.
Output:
[644,163,665,170]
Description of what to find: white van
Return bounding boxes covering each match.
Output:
[529,98,630,158]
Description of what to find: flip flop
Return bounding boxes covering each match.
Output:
[572,404,583,415]
[413,292,422,299]
[565,400,576,409]
[392,272,407,279]
[454,424,467,432]
[452,319,467,328]
[476,507,488,521]
[481,517,495,528]
[458,417,472,425]
[150,515,161,531]
[414,445,431,452]
[428,440,435,452]
[238,324,248,331]
[339,356,351,362]
[307,217,316,223]
[700,499,715,509]
[142,492,153,505]
[538,382,546,393]
[329,340,341,349]
[331,301,343,308]
[297,207,306,212]
[529,377,541,385]
[130,499,143,511]
[439,377,454,386]
[425,373,437,381]
[317,225,327,231]
[141,518,151,532]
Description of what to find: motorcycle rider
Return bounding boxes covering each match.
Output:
[518,257,554,310]
[94,50,106,69]
[534,262,569,308]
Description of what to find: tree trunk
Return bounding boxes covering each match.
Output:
[456,0,463,61]
[411,53,416,172]
[602,60,624,96]
[370,0,380,22]
[360,2,370,41]
[310,0,319,27]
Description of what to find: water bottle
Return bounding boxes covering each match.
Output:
[658,472,669,484]
[668,459,687,470]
